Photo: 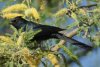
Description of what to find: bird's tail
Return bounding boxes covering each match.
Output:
[53,33,93,49]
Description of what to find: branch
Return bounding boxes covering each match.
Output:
[51,28,79,51]
[78,4,97,8]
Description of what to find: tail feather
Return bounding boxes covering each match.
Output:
[54,33,93,49]
[66,37,93,49]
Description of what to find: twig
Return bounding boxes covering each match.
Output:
[51,28,79,51]
[78,4,97,8]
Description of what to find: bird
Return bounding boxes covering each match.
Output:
[10,16,93,49]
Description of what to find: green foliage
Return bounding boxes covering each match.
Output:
[0,0,100,67]
[59,45,82,67]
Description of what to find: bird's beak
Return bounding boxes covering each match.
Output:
[10,19,14,22]
[9,22,12,24]
[9,19,14,24]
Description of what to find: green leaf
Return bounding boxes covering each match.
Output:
[59,45,82,67]
[9,61,14,67]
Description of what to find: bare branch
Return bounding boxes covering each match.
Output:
[51,28,79,51]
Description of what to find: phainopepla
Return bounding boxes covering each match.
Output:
[10,16,93,49]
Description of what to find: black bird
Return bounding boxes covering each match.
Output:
[10,16,93,49]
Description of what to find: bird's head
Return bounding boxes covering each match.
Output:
[10,16,26,29]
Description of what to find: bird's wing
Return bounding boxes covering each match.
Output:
[51,33,93,49]
[34,25,65,33]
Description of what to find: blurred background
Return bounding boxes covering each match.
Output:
[0,0,100,67]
